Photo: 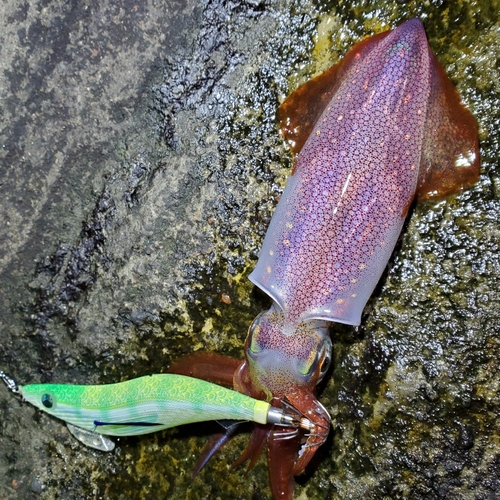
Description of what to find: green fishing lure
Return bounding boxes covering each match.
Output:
[20,374,277,436]
[1,372,308,451]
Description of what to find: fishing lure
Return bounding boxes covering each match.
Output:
[169,18,479,499]
[0,371,311,451]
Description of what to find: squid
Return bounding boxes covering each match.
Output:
[169,18,479,499]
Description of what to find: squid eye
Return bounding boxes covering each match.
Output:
[297,337,332,380]
[247,312,265,354]
[317,338,332,382]
[297,351,316,377]
[319,351,331,380]
[41,394,54,408]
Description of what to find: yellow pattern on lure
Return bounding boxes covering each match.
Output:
[19,373,304,437]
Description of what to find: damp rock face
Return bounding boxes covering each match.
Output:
[1,1,499,499]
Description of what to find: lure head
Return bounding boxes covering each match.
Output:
[234,304,332,495]
[20,384,89,427]
[21,384,66,413]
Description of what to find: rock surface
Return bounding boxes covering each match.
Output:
[1,1,499,499]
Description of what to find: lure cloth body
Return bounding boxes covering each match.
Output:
[20,374,272,436]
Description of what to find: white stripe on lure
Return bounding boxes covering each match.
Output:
[2,372,311,449]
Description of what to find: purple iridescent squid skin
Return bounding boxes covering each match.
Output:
[251,18,478,328]
[170,18,479,500]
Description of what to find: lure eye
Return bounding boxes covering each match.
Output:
[41,394,53,408]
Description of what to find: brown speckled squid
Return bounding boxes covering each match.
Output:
[169,19,479,499]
